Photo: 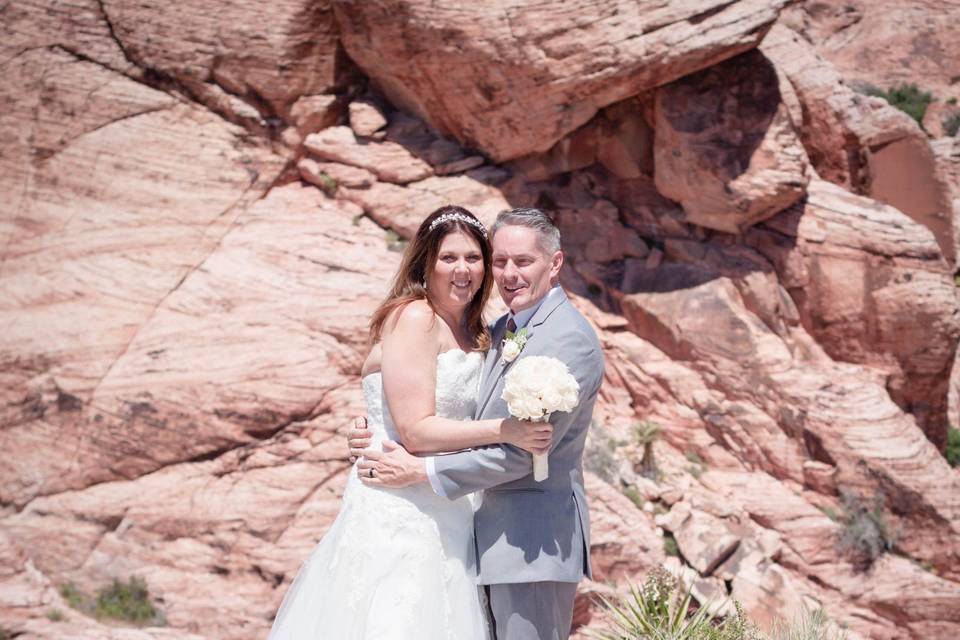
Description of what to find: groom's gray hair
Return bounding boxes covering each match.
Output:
[490,207,562,255]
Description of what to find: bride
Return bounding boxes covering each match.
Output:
[268,205,552,639]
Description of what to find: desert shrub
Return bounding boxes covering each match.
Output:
[590,569,760,640]
[0,628,8,640]
[384,229,406,252]
[633,421,662,480]
[664,531,680,558]
[946,426,960,467]
[622,486,645,510]
[60,582,85,609]
[836,490,895,570]
[95,576,159,624]
[585,433,620,484]
[944,113,960,137]
[61,576,163,626]
[862,83,932,125]
[46,608,65,622]
[315,172,337,195]
[769,608,847,640]
[685,451,706,479]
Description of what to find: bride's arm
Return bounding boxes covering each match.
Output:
[380,302,549,455]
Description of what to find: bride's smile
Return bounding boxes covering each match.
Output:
[428,230,485,308]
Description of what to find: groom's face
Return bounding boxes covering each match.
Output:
[491,225,563,313]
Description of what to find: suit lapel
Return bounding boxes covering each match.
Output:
[476,317,508,415]
[475,289,569,417]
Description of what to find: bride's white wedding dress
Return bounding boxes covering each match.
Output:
[268,349,491,640]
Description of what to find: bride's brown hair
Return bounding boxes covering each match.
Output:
[369,205,493,351]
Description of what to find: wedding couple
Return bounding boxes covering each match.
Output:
[268,206,604,640]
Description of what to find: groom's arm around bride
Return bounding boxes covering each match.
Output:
[354,208,605,640]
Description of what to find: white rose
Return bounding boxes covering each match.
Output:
[502,340,521,363]
[542,387,563,411]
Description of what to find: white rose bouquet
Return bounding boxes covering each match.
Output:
[501,355,580,481]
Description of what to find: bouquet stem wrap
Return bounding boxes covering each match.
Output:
[532,413,551,482]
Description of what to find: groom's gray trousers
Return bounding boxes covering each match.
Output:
[488,582,578,640]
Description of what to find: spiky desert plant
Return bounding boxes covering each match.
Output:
[633,420,662,480]
[769,609,847,640]
[590,569,717,640]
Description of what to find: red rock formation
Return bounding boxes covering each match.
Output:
[761,24,958,267]
[332,0,790,161]
[653,49,810,234]
[746,179,959,447]
[3,2,960,639]
[781,0,960,104]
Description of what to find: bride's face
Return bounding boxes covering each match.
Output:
[426,230,484,310]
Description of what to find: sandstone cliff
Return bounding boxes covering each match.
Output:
[2,1,959,639]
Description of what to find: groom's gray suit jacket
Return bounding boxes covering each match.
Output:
[432,289,604,585]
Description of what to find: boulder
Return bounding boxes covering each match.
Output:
[761,24,957,266]
[746,178,959,447]
[349,99,389,137]
[304,126,434,184]
[332,0,789,161]
[653,49,810,234]
[338,172,511,238]
[97,0,343,123]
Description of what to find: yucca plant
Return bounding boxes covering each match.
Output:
[590,569,717,640]
[768,609,847,640]
[633,421,662,480]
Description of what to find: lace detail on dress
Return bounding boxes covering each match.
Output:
[268,349,490,640]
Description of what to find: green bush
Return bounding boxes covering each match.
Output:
[623,486,645,510]
[946,426,960,467]
[862,83,933,125]
[60,582,85,609]
[590,569,760,640]
[61,576,163,626]
[315,172,338,195]
[664,532,680,558]
[95,576,158,624]
[944,113,960,137]
[836,490,896,570]
[46,608,65,622]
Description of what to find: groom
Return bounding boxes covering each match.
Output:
[352,207,604,640]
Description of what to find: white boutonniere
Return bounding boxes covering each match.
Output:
[501,327,528,364]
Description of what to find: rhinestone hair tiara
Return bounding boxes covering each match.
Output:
[427,212,488,238]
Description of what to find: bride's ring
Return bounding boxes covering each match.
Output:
[368,468,375,478]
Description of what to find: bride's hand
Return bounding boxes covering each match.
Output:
[347,416,372,462]
[501,417,552,455]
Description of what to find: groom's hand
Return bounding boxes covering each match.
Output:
[357,441,427,488]
[347,416,372,463]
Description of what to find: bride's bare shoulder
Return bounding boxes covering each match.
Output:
[383,299,438,337]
